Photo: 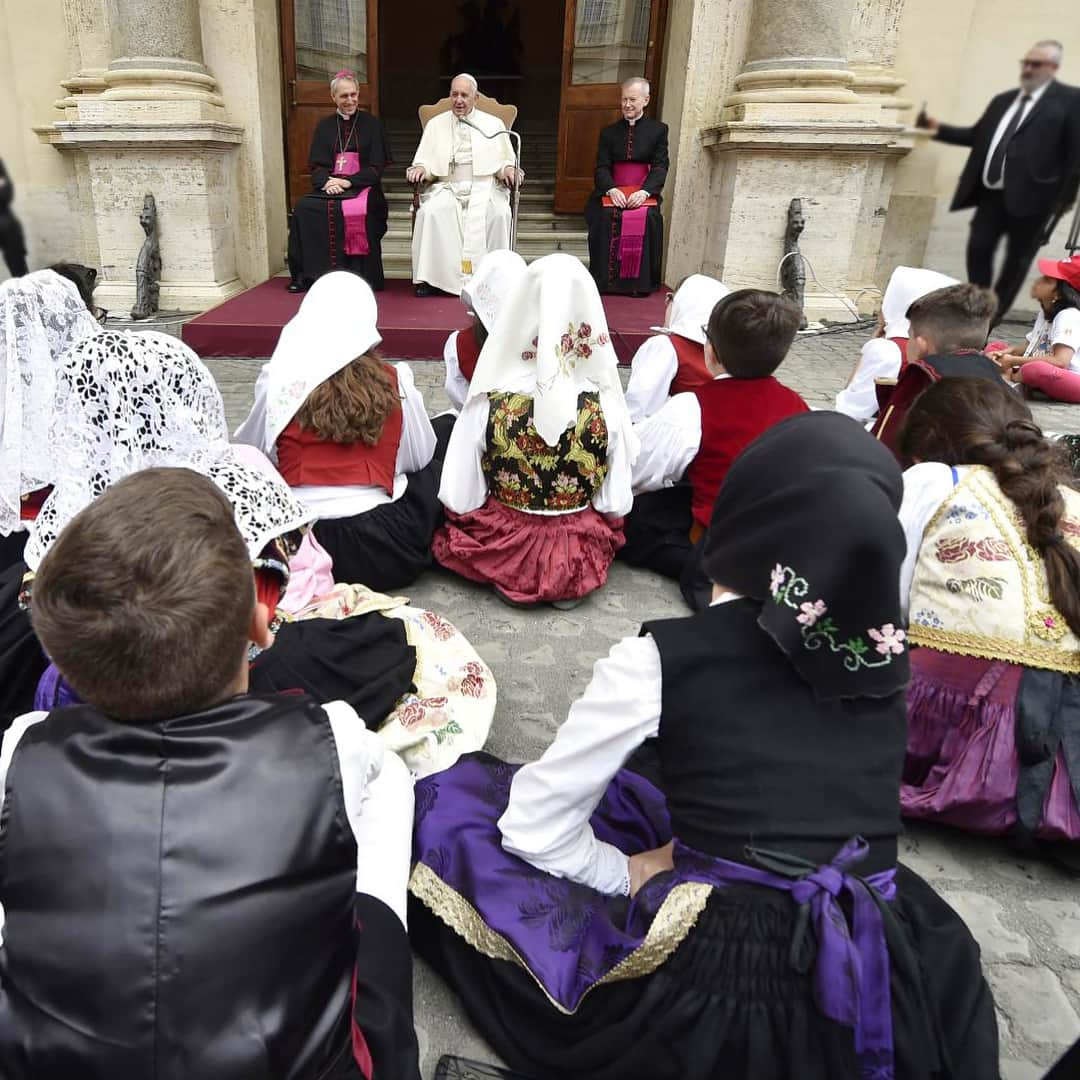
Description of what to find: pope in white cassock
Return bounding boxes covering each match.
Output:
[406,73,523,297]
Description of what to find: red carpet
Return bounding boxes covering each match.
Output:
[181,277,666,363]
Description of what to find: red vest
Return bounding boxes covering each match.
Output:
[688,377,809,528]
[668,334,712,396]
[456,325,483,383]
[889,336,909,375]
[276,366,403,495]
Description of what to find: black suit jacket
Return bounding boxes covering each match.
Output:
[592,116,669,200]
[936,80,1080,218]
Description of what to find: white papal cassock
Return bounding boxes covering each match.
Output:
[411,108,515,296]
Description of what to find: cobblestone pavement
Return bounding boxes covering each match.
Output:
[206,325,1080,1079]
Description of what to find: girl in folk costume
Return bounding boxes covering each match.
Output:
[235,271,440,592]
[0,270,99,572]
[0,271,100,728]
[410,412,998,1080]
[897,378,1080,849]
[434,253,636,607]
[990,254,1080,403]
[836,266,959,423]
[623,273,730,423]
[25,330,495,778]
[443,248,527,414]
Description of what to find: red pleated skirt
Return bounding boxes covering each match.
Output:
[433,497,625,604]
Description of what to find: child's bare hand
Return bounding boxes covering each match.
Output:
[628,841,674,897]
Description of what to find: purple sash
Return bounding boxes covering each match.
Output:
[613,161,650,279]
[334,151,370,256]
[411,757,900,1077]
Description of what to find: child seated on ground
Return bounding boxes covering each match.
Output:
[0,467,420,1079]
[990,254,1080,402]
[835,265,957,422]
[896,377,1080,852]
[621,288,807,584]
[443,249,526,414]
[871,282,1005,456]
[623,273,730,422]
[235,271,439,591]
[435,253,634,608]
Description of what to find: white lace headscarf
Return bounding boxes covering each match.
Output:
[460,249,527,334]
[880,267,959,340]
[466,252,634,448]
[0,269,100,536]
[25,330,311,571]
[660,274,731,345]
[234,271,382,456]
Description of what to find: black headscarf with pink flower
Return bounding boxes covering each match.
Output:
[703,411,909,701]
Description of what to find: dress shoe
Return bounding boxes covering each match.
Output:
[414,282,437,298]
[286,278,305,294]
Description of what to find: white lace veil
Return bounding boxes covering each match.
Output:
[0,269,100,536]
[460,249,527,333]
[25,330,312,570]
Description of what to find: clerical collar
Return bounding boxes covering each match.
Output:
[456,109,476,122]
[625,115,640,126]
[337,110,357,121]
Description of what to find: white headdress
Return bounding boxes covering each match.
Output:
[25,330,311,570]
[234,271,381,457]
[880,267,960,340]
[658,274,731,345]
[460,249,527,334]
[466,253,634,448]
[0,270,100,536]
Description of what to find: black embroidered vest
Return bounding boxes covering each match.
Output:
[481,391,609,512]
[0,694,359,1079]
[643,599,905,874]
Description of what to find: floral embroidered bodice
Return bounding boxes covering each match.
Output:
[909,465,1080,672]
[482,391,609,512]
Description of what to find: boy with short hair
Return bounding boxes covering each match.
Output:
[0,467,419,1080]
[872,282,1004,453]
[621,289,808,585]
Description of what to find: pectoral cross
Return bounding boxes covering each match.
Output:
[335,154,349,172]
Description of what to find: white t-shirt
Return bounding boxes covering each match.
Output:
[1024,308,1080,371]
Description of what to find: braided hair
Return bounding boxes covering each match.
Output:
[898,377,1080,636]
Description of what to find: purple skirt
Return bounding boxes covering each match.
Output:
[901,649,1080,841]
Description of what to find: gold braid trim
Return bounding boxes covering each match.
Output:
[408,862,712,1014]
[907,626,1080,673]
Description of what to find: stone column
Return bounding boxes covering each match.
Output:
[696,0,910,321]
[38,0,244,311]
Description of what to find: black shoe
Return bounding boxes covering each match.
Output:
[287,278,304,293]
[414,282,437,297]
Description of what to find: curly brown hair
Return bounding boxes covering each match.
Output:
[294,352,399,446]
[899,377,1080,637]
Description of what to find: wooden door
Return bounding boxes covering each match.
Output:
[281,0,380,209]
[553,0,668,215]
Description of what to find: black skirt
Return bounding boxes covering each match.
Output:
[0,561,45,733]
[287,189,389,291]
[0,530,27,577]
[409,864,999,1080]
[584,198,663,295]
[249,612,416,730]
[313,463,444,592]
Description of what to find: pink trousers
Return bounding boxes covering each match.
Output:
[1021,360,1080,404]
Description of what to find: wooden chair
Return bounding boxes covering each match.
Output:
[411,94,518,227]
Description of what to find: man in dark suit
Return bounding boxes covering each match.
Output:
[585,77,668,296]
[0,158,29,279]
[918,40,1080,319]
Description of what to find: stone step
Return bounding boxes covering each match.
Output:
[383,177,556,193]
[384,208,583,232]
[380,249,588,279]
[384,189,558,209]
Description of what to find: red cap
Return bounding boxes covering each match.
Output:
[1037,254,1080,291]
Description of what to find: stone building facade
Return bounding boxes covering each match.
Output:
[1,0,1076,318]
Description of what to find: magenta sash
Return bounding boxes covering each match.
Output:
[613,162,650,279]
[334,151,371,256]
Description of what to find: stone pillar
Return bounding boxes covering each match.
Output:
[38,0,244,311]
[698,0,911,321]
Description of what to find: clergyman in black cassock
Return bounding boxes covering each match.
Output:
[585,116,668,295]
[287,110,391,291]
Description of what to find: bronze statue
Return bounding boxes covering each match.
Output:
[780,198,808,329]
[131,194,161,320]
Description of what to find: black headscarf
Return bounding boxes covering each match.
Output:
[703,411,909,701]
